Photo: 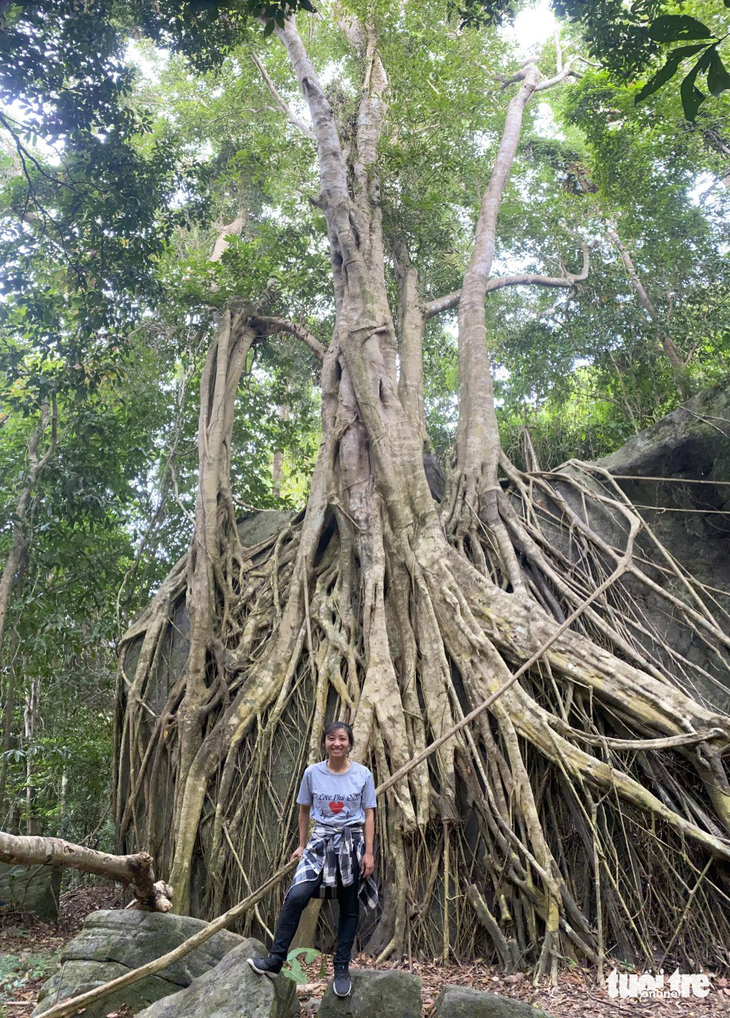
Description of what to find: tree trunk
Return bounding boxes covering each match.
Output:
[0,633,20,822]
[0,405,56,830]
[114,14,730,978]
[24,672,40,836]
[0,400,57,666]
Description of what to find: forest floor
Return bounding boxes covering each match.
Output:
[0,881,123,1016]
[295,955,730,1018]
[1,885,728,1017]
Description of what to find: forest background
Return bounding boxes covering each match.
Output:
[0,0,728,941]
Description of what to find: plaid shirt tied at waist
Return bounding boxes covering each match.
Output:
[290,823,378,910]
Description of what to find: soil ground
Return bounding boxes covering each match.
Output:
[1,883,728,1017]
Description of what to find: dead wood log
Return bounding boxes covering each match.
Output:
[0,830,172,911]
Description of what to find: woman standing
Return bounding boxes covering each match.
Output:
[248,721,377,997]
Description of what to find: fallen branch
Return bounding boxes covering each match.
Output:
[0,831,172,913]
[250,50,316,141]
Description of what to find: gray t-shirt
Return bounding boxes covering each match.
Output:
[296,760,377,827]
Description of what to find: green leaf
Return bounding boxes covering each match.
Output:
[707,47,730,95]
[262,18,276,36]
[287,947,321,964]
[679,47,714,120]
[648,15,714,43]
[299,0,316,10]
[634,43,707,104]
[282,948,322,984]
[680,75,705,120]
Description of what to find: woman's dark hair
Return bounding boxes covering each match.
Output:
[321,720,354,757]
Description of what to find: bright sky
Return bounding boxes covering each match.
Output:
[501,0,557,58]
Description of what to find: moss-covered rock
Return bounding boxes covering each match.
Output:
[33,909,244,1017]
[318,968,422,1018]
[135,938,298,1018]
[434,985,555,1018]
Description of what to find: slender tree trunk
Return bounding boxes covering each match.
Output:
[393,240,429,443]
[0,400,57,666]
[58,767,68,836]
[0,628,21,822]
[0,403,56,830]
[445,64,542,589]
[23,673,40,835]
[606,224,690,398]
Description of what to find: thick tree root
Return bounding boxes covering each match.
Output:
[116,449,730,972]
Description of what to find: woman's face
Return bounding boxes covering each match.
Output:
[325,727,350,758]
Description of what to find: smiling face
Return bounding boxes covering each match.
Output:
[324,726,351,759]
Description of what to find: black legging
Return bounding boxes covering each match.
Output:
[269,857,360,969]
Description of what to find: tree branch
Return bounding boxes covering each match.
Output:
[274,16,368,311]
[424,244,590,320]
[605,223,690,397]
[249,51,315,142]
[250,315,325,360]
[0,830,172,911]
[0,110,74,191]
[535,60,581,91]
[210,212,247,263]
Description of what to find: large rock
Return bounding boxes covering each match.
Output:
[0,862,62,920]
[551,385,730,710]
[318,968,422,1018]
[33,909,245,1017]
[135,939,298,1018]
[435,985,555,1018]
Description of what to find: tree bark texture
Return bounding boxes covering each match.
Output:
[115,17,730,978]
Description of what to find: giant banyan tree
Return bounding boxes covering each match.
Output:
[115,7,730,979]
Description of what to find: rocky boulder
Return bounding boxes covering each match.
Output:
[435,985,555,1018]
[0,862,62,920]
[135,939,298,1018]
[33,909,244,1017]
[546,384,730,710]
[318,968,422,1018]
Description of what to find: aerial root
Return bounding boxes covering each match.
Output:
[116,449,730,970]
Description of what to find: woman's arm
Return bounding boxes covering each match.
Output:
[361,808,375,877]
[292,804,311,861]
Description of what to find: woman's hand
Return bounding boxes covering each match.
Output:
[360,852,375,878]
[291,846,304,863]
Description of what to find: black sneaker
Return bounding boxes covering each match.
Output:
[333,966,352,997]
[247,955,282,979]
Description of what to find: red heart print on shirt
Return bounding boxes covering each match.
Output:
[329,801,344,814]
